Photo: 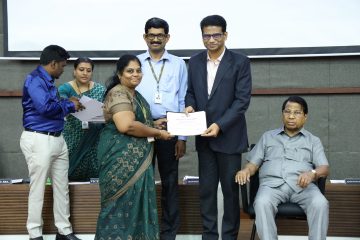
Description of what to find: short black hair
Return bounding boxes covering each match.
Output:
[74,57,94,70]
[39,45,70,65]
[145,17,169,34]
[200,15,227,33]
[282,96,308,114]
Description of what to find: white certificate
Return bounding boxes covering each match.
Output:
[167,111,207,136]
[70,96,105,122]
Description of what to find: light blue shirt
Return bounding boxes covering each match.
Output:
[137,50,188,140]
[247,127,329,193]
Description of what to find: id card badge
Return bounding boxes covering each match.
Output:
[82,121,89,129]
[154,92,162,104]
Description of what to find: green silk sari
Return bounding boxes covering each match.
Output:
[95,85,159,240]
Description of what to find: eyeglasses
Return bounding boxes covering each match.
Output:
[202,33,224,41]
[145,33,168,40]
[283,109,304,117]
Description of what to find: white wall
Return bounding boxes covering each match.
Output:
[4,0,360,57]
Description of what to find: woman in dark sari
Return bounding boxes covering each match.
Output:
[95,55,172,240]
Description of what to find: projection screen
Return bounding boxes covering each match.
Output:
[3,0,360,58]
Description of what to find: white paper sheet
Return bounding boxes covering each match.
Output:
[70,96,105,122]
[167,111,207,136]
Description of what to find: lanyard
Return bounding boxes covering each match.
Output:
[147,59,165,93]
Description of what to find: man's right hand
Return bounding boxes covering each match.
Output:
[154,118,167,130]
[235,168,251,185]
[235,163,259,185]
[69,96,85,111]
[184,106,195,116]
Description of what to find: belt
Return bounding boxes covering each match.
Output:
[25,128,62,137]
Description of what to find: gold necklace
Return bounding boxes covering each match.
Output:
[74,80,90,97]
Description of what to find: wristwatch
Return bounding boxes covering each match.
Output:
[311,169,317,178]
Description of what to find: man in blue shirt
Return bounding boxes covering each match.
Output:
[20,45,83,240]
[136,17,188,240]
[236,96,329,240]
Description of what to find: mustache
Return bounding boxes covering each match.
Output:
[150,41,162,44]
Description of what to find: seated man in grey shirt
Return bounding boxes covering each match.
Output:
[235,95,329,240]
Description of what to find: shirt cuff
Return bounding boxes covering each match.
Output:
[178,136,187,141]
[67,101,76,113]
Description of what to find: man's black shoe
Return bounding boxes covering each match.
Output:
[55,233,81,240]
[30,237,43,240]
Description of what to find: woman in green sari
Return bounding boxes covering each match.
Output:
[58,57,106,181]
[95,55,172,240]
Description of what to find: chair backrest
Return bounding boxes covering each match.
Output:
[249,171,259,206]
[316,176,327,195]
